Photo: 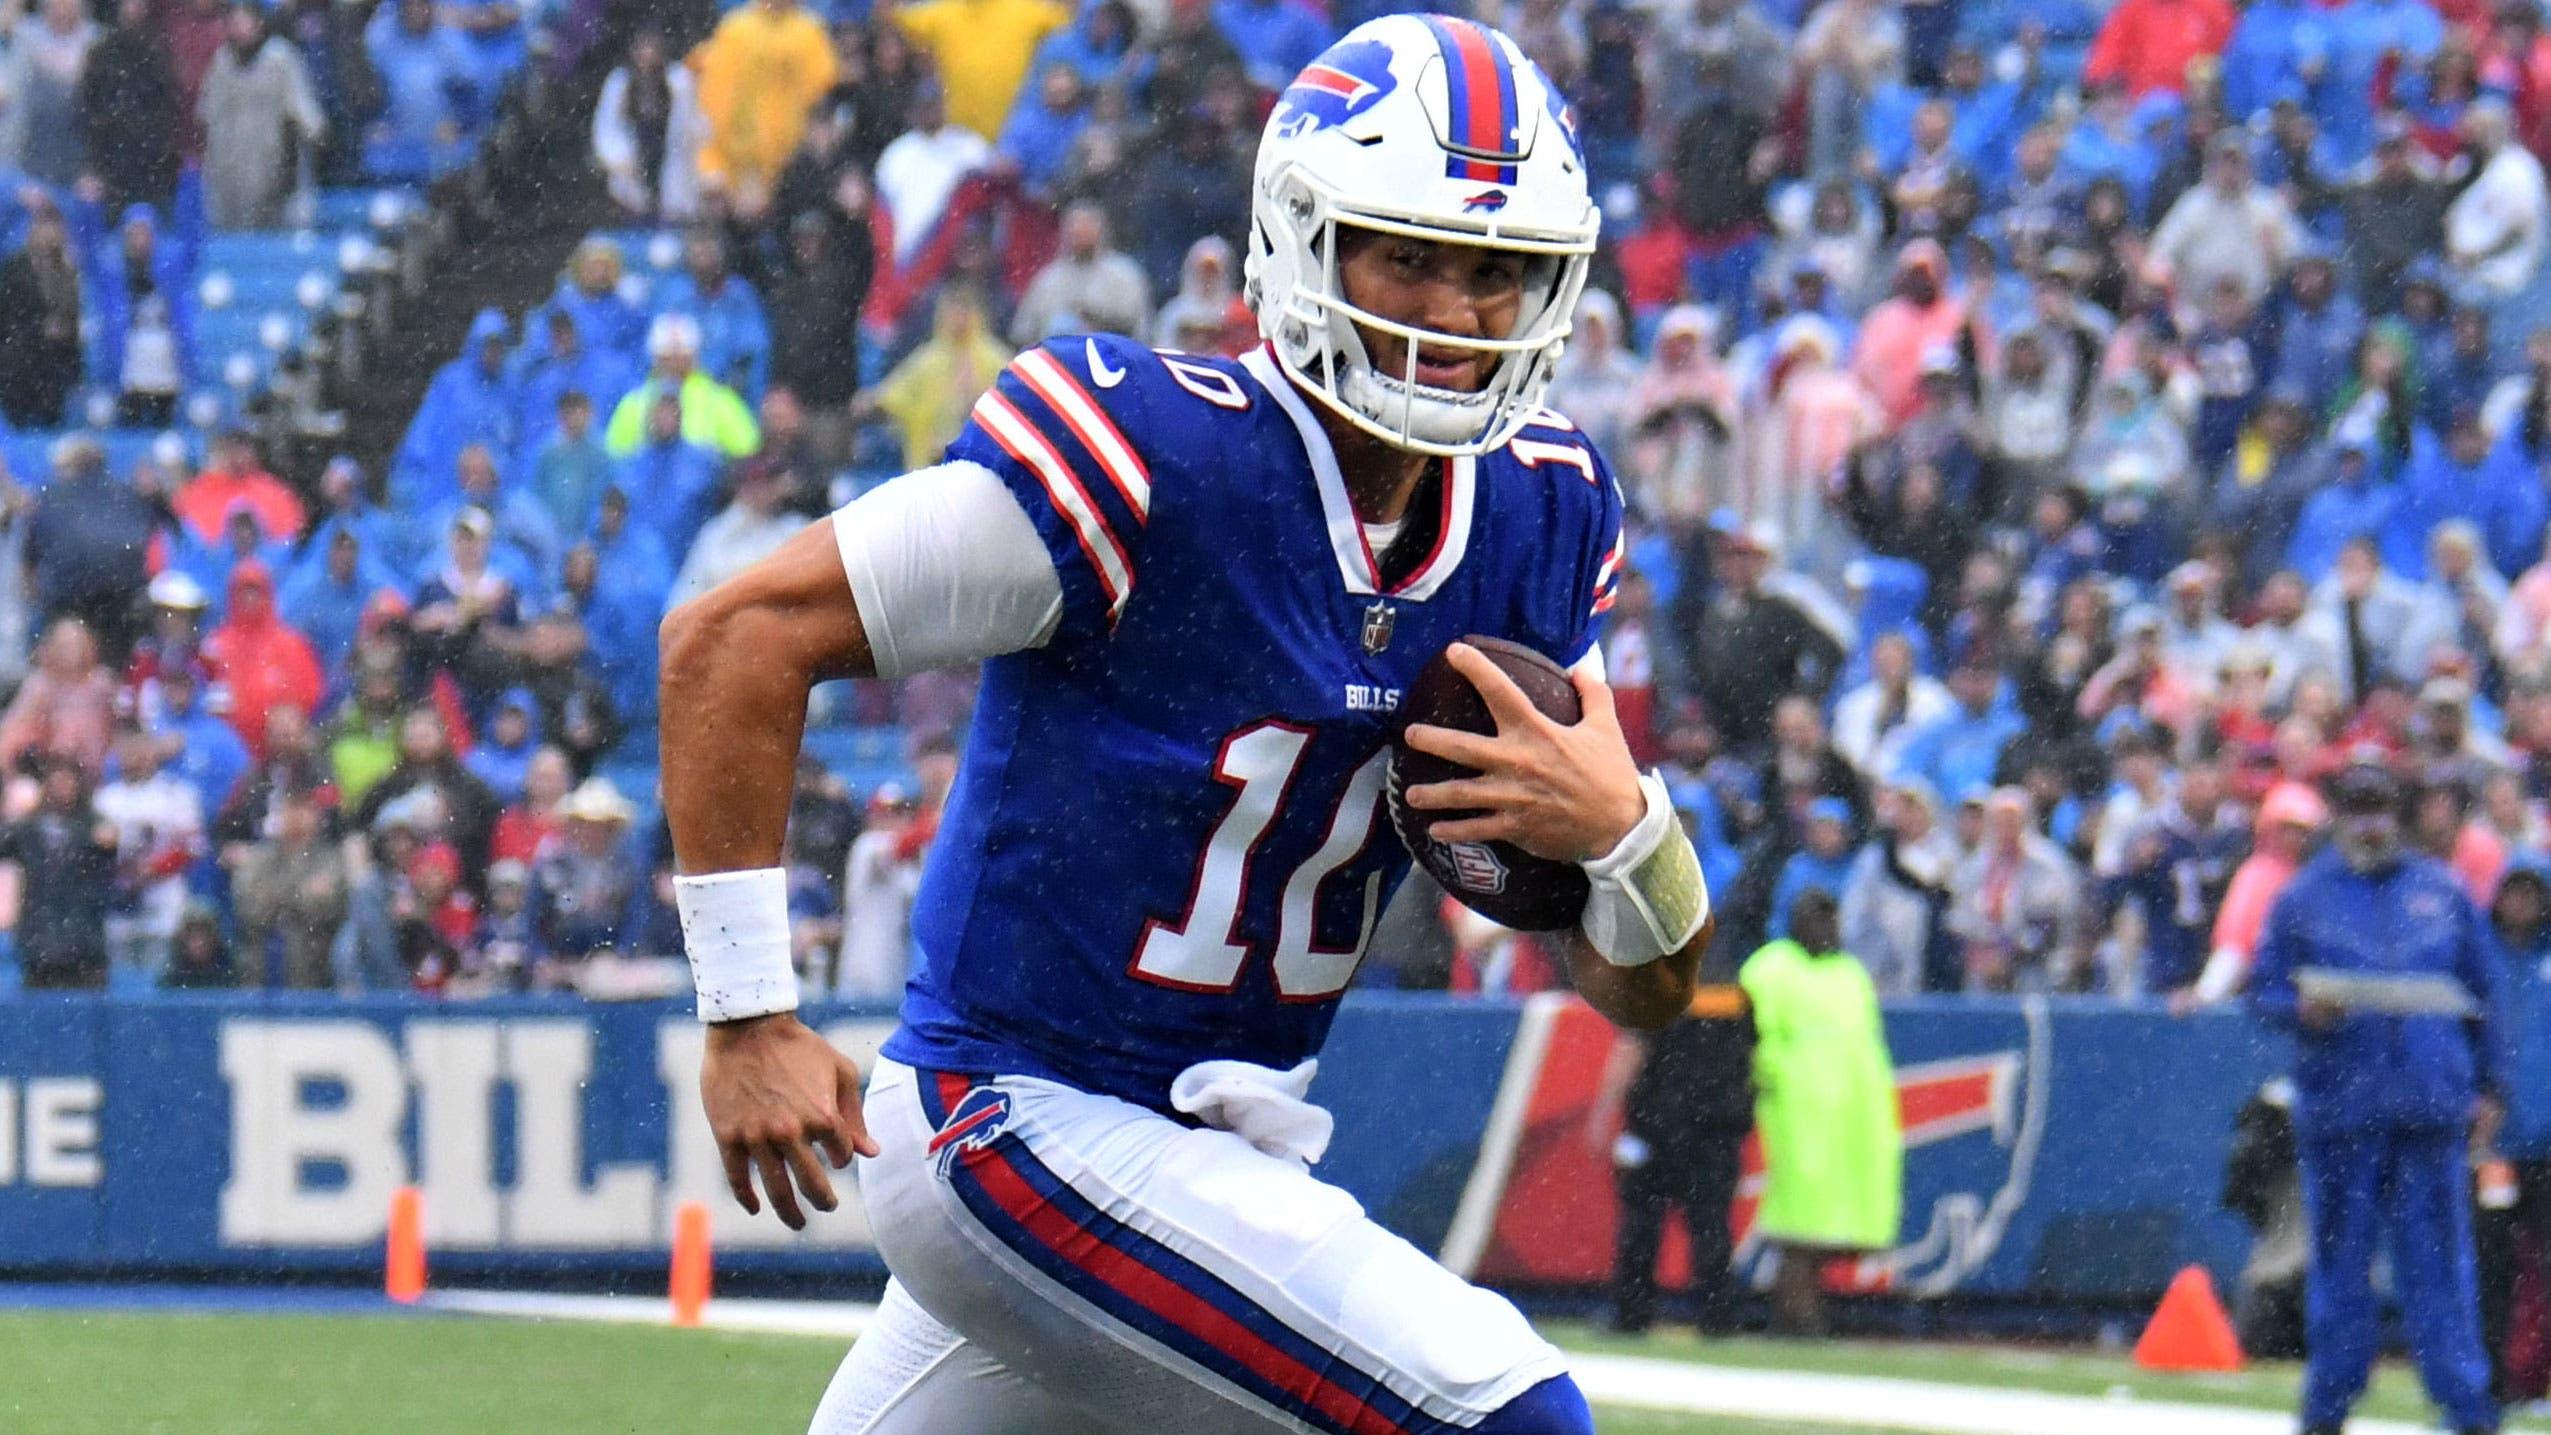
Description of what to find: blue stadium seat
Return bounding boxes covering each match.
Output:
[0,428,197,488]
[800,725,921,801]
[311,188,417,233]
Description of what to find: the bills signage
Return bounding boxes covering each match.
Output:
[0,990,2418,1307]
[0,995,1516,1278]
[1445,995,2306,1300]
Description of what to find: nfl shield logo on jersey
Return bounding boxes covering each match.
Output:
[1361,601,1396,655]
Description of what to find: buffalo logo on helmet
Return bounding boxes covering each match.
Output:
[1542,85,1586,169]
[1462,189,1510,213]
[1274,40,1400,139]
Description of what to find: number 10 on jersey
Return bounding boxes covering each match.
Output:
[1130,721,1393,1000]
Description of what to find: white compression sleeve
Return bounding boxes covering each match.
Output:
[831,460,1066,679]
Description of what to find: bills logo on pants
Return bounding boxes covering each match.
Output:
[855,1058,1568,1433]
[926,1086,1013,1177]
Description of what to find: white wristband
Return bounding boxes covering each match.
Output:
[675,867,801,1023]
[1579,772,1711,968]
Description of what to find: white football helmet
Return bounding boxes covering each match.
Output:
[1246,14,1598,457]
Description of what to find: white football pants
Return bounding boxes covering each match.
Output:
[807,1057,1565,1433]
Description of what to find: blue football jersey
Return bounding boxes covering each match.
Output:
[878,335,1625,1108]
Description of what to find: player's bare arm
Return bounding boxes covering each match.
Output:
[1400,645,1708,1029]
[661,521,881,1229]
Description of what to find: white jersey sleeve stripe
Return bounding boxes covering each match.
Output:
[971,391,1134,620]
[1012,348,1153,520]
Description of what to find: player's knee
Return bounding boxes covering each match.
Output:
[1472,1375,1595,1435]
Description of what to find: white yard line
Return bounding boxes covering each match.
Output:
[426,1290,2440,1434]
[1566,1352,2435,1434]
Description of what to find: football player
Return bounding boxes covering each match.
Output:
[661,16,1714,1432]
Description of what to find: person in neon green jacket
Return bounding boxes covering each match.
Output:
[603,314,761,459]
[1741,887,1902,1334]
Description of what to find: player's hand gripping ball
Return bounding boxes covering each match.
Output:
[1388,637,1595,930]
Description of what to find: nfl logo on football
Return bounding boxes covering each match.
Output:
[1439,840,1508,895]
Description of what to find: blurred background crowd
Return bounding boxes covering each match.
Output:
[3,0,2551,1018]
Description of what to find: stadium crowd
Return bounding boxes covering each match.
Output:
[11,0,2551,1016]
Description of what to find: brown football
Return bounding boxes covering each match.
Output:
[1388,636,1593,931]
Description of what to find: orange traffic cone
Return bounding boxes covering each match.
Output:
[385,1186,426,1304]
[2134,1265,2244,1372]
[670,1200,713,1328]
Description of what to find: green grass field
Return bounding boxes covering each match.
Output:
[5,1307,2549,1434]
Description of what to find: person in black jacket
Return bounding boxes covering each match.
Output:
[1595,937,1758,1334]
[75,0,182,212]
[0,757,118,989]
[1689,525,1847,754]
[1840,456,1976,639]
[767,208,873,469]
[1670,48,1776,331]
[25,435,161,656]
[0,204,84,428]
[352,707,502,887]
